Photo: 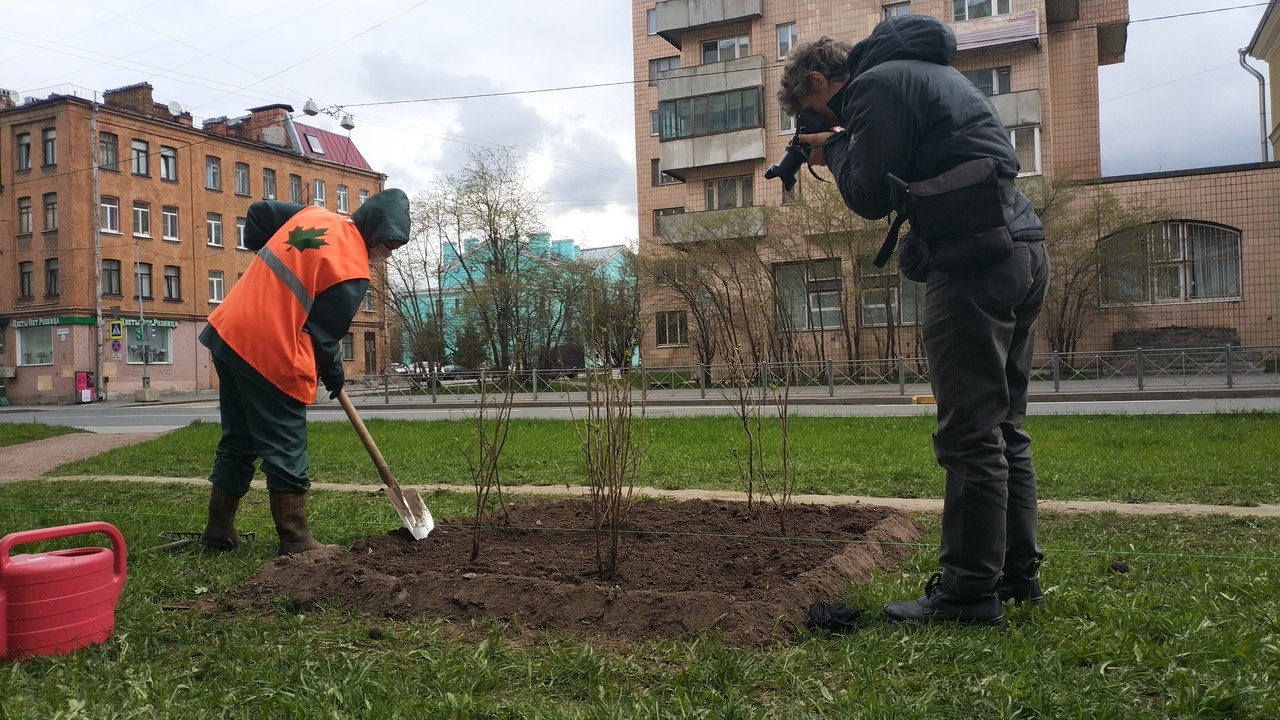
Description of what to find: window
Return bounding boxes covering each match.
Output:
[101,197,120,233]
[659,88,762,140]
[655,311,688,346]
[954,0,1011,21]
[127,324,171,365]
[777,22,798,59]
[782,179,800,206]
[164,265,181,300]
[16,132,31,171]
[236,218,247,249]
[1009,126,1041,176]
[234,162,250,195]
[45,258,59,296]
[313,180,326,207]
[132,139,149,175]
[134,262,153,300]
[653,259,694,286]
[17,326,53,366]
[205,156,221,190]
[43,193,57,230]
[208,270,225,303]
[341,333,355,360]
[858,260,923,327]
[263,168,277,199]
[160,146,177,180]
[363,289,375,312]
[99,133,118,171]
[305,134,325,154]
[1101,222,1243,305]
[963,67,1012,96]
[775,259,843,330]
[883,2,911,19]
[290,174,303,203]
[207,213,223,246]
[705,175,753,210]
[780,104,795,133]
[103,259,122,296]
[337,185,349,213]
[133,201,151,237]
[17,197,32,234]
[702,35,749,64]
[649,56,680,86]
[651,159,682,186]
[18,261,34,298]
[358,189,369,207]
[42,128,56,166]
[647,8,657,35]
[649,110,660,136]
[653,207,685,234]
[162,206,179,241]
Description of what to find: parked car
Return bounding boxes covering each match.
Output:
[439,364,477,381]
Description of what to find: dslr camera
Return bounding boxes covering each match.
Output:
[764,109,831,192]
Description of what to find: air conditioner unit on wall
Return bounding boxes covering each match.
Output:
[0,366,16,378]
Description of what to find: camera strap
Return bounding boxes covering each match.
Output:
[873,173,911,268]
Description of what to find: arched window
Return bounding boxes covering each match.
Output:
[1101,221,1241,305]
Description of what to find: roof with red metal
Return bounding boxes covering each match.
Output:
[292,121,373,172]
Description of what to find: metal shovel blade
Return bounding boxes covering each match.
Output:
[338,390,435,539]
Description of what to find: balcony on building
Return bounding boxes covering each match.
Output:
[657,55,766,178]
[653,0,762,49]
[989,89,1041,128]
[658,206,767,245]
[953,9,1041,56]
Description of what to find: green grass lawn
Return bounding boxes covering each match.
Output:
[0,481,1278,718]
[0,422,85,447]
[49,413,1280,505]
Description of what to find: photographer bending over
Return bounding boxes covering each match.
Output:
[779,15,1049,629]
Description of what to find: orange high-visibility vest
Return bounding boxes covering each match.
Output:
[208,206,370,403]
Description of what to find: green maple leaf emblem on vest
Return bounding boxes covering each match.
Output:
[284,225,329,252]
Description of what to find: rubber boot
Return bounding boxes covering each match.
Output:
[269,490,328,556]
[199,485,242,550]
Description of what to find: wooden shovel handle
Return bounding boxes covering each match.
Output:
[337,390,404,495]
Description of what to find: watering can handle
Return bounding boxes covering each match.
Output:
[0,522,128,581]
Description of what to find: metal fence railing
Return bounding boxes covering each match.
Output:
[349,345,1280,404]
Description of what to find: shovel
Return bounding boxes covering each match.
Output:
[337,390,434,539]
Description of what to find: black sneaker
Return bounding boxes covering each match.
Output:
[997,578,1046,607]
[883,573,1007,629]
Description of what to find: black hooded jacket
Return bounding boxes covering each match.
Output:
[822,14,1043,242]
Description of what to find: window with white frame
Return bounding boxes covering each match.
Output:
[17,325,53,366]
[775,259,843,331]
[883,2,911,19]
[647,8,656,34]
[205,156,221,189]
[101,196,120,233]
[1009,126,1041,176]
[313,179,326,207]
[235,162,250,195]
[1101,222,1243,305]
[17,196,32,234]
[127,325,171,364]
[133,201,151,237]
[236,217,247,249]
[650,110,659,136]
[358,189,369,207]
[963,67,1012,96]
[207,213,223,247]
[18,261,34,297]
[99,133,118,170]
[132,139,149,175]
[45,258,59,296]
[103,259,122,296]
[263,168,277,199]
[43,193,57,230]
[162,206,179,241]
[705,175,753,210]
[702,35,749,64]
[858,260,923,327]
[305,134,325,154]
[337,185,349,213]
[780,105,795,133]
[134,262,153,299]
[208,270,225,303]
[655,310,688,346]
[649,56,680,86]
[363,289,375,312]
[160,146,177,180]
[164,265,181,300]
[954,0,1011,21]
[777,22,797,59]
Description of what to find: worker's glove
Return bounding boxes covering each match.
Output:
[321,370,345,400]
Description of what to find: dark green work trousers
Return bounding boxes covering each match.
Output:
[209,356,311,496]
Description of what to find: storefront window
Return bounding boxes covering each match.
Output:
[17,326,54,366]
[126,324,173,364]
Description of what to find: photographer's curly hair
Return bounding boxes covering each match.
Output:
[777,37,853,117]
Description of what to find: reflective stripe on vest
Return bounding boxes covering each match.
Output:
[257,244,314,315]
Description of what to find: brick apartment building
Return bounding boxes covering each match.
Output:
[0,82,389,404]
[633,0,1280,366]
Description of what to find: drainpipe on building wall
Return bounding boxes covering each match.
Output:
[1238,49,1270,162]
[92,95,105,400]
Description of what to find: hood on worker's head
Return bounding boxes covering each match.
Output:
[845,14,956,79]
[350,188,411,251]
[244,200,308,252]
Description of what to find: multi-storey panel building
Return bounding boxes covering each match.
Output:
[0,82,389,403]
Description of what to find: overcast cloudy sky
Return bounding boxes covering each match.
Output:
[0,0,1271,246]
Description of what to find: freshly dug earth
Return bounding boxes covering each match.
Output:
[226,498,921,644]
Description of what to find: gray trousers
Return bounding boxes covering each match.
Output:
[209,356,311,496]
[923,240,1050,595]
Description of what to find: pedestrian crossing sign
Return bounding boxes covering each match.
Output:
[109,320,124,340]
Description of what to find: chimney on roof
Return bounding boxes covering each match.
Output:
[242,103,294,147]
[0,89,16,110]
[202,116,230,136]
[103,82,155,115]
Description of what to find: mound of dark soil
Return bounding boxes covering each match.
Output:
[224,498,921,644]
